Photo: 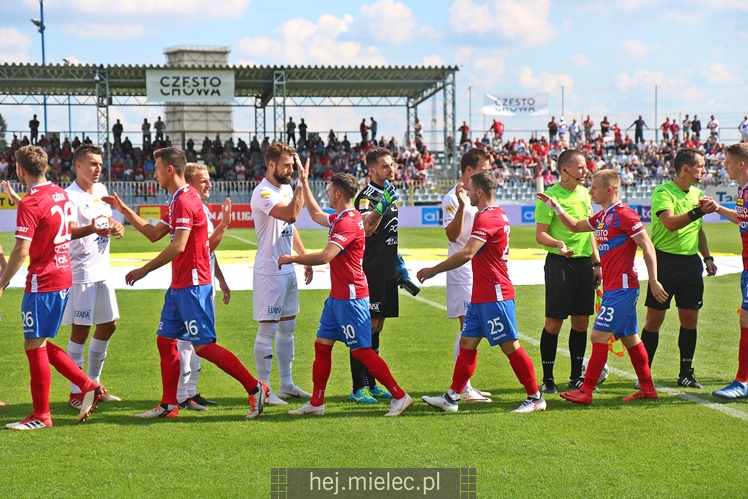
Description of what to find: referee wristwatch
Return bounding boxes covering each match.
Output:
[703,256,714,264]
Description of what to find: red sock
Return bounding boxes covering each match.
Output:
[450,348,477,394]
[736,328,748,383]
[628,341,654,390]
[583,342,609,393]
[46,341,96,393]
[157,336,179,405]
[351,348,404,399]
[196,342,258,393]
[26,346,51,420]
[311,342,333,406]
[507,347,539,396]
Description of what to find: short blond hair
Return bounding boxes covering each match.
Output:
[185,162,207,182]
[593,169,620,190]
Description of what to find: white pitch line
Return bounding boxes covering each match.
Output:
[226,233,257,246]
[403,291,748,422]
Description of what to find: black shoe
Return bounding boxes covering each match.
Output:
[677,369,703,389]
[192,393,218,406]
[541,378,558,394]
[570,377,598,391]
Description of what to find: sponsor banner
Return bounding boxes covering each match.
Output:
[704,185,737,204]
[146,70,235,103]
[520,205,536,224]
[205,203,254,229]
[138,205,167,225]
[0,193,25,209]
[483,93,549,116]
[420,207,442,226]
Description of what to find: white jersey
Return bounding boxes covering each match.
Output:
[66,182,112,284]
[251,178,295,275]
[203,204,216,280]
[441,185,477,285]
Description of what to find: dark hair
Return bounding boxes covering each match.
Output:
[330,173,358,200]
[15,145,48,177]
[265,141,296,166]
[365,147,392,169]
[470,171,496,196]
[460,148,490,175]
[673,148,704,173]
[557,149,584,171]
[73,143,102,165]
[154,147,187,176]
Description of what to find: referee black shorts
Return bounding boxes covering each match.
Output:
[368,278,399,319]
[544,253,596,319]
[645,250,704,310]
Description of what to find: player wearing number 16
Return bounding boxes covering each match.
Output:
[106,147,269,420]
[418,172,547,414]
[538,170,669,405]
[1,146,110,430]
[279,172,413,417]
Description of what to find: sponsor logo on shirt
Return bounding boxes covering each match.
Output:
[445,205,455,214]
[176,217,191,224]
[632,221,643,231]
[260,191,271,199]
[16,226,29,233]
[267,306,282,315]
[474,230,488,238]
[370,302,380,312]
[332,233,347,242]
[74,310,91,319]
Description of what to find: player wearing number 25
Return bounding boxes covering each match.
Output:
[538,169,669,406]
[419,171,546,414]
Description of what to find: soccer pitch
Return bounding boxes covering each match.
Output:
[0,225,746,497]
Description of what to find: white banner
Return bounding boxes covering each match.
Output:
[483,93,549,116]
[146,70,235,103]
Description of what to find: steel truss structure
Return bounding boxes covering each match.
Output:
[0,63,459,172]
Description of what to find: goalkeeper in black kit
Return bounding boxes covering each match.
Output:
[349,147,415,403]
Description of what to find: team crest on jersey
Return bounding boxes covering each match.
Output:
[370,302,380,312]
[605,213,614,225]
[738,198,744,206]
[359,199,371,210]
[260,191,271,199]
[445,205,455,214]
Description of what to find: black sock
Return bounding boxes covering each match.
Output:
[366,333,380,389]
[568,328,587,379]
[641,329,659,367]
[350,351,368,392]
[678,327,697,376]
[540,328,558,380]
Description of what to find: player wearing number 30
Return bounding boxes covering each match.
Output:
[538,170,669,405]
[419,171,546,414]
[280,172,413,417]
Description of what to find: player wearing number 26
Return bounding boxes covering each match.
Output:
[538,169,669,406]
[418,171,546,414]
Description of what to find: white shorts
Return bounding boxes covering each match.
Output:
[253,272,300,321]
[62,280,120,326]
[446,283,471,319]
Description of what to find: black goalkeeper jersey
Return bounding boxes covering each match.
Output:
[355,181,398,281]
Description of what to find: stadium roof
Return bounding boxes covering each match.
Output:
[0,63,458,105]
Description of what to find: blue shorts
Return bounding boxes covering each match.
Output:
[462,300,519,346]
[741,271,748,312]
[594,288,640,339]
[316,296,372,349]
[21,289,70,339]
[157,285,216,345]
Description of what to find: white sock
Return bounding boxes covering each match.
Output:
[67,340,85,394]
[276,319,296,391]
[454,329,472,393]
[187,348,201,398]
[254,322,278,389]
[177,340,193,403]
[87,338,109,384]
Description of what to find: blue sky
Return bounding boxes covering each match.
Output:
[1,0,746,144]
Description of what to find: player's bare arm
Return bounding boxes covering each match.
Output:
[632,230,669,303]
[125,227,190,285]
[299,168,330,227]
[536,222,575,258]
[591,233,602,286]
[1,181,21,204]
[278,242,342,268]
[363,180,398,238]
[215,259,231,305]
[0,243,7,274]
[103,192,169,242]
[292,229,314,285]
[713,201,739,224]
[698,228,717,276]
[444,182,467,243]
[417,236,485,283]
[0,238,31,297]
[268,155,308,224]
[70,221,110,240]
[209,198,232,253]
[537,192,592,233]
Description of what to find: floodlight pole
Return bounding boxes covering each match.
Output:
[31,1,47,137]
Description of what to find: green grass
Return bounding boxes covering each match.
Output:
[0,273,746,496]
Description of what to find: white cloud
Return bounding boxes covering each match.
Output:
[615,69,664,91]
[61,24,145,39]
[448,0,556,46]
[237,14,387,66]
[360,0,416,44]
[517,66,573,93]
[30,0,250,18]
[422,54,445,67]
[701,62,741,85]
[0,27,33,63]
[619,39,654,58]
[570,53,591,67]
[417,25,442,42]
